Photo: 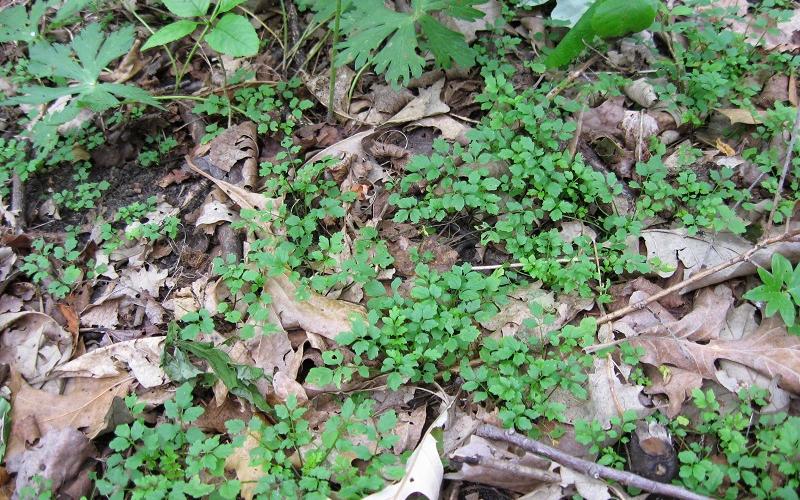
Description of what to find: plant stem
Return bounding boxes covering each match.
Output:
[766,102,800,232]
[327,0,342,123]
[127,5,180,82]
[153,95,246,116]
[176,22,211,90]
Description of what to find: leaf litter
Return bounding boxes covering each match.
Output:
[2,1,800,499]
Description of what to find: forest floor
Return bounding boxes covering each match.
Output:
[1,0,800,499]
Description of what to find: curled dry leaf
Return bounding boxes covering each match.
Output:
[0,311,73,384]
[624,78,657,108]
[0,246,16,285]
[51,337,167,388]
[445,0,501,42]
[225,430,263,500]
[550,357,651,429]
[201,121,259,188]
[644,366,703,418]
[716,303,792,412]
[264,274,366,342]
[385,79,450,125]
[582,97,625,141]
[478,282,593,340]
[303,65,357,120]
[195,199,239,233]
[621,110,659,151]
[560,465,613,500]
[120,264,167,298]
[411,115,471,144]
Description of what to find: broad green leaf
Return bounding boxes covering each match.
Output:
[95,24,137,72]
[0,6,32,43]
[162,0,209,17]
[103,83,162,108]
[442,0,487,20]
[418,14,475,69]
[142,19,199,50]
[218,0,248,13]
[206,14,259,56]
[28,42,84,80]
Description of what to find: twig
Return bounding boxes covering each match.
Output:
[545,55,599,100]
[476,425,711,500]
[327,0,342,123]
[10,172,24,231]
[595,228,800,326]
[450,455,560,483]
[766,103,800,232]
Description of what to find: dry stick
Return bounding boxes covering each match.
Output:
[545,55,599,100]
[10,172,24,231]
[476,424,711,500]
[766,103,800,233]
[451,454,560,483]
[595,228,800,327]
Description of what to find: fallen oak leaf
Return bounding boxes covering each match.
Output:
[627,316,800,395]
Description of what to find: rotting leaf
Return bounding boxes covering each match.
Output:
[7,371,132,459]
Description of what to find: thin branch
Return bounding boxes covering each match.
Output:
[595,228,800,326]
[476,424,711,500]
[766,103,800,232]
[450,455,560,483]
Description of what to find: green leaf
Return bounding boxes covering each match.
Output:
[418,14,475,69]
[170,337,271,413]
[218,0,247,13]
[337,0,479,86]
[142,20,199,50]
[0,0,52,43]
[51,0,92,26]
[0,397,8,462]
[306,367,334,386]
[162,0,209,17]
[206,14,259,56]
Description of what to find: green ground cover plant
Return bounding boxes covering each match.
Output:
[1,0,800,498]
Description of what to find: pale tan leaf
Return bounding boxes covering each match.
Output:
[51,337,167,388]
[7,372,132,459]
[386,79,450,125]
[0,311,73,384]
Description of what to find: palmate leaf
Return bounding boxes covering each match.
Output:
[1,22,159,150]
[0,0,53,43]
[336,0,485,87]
